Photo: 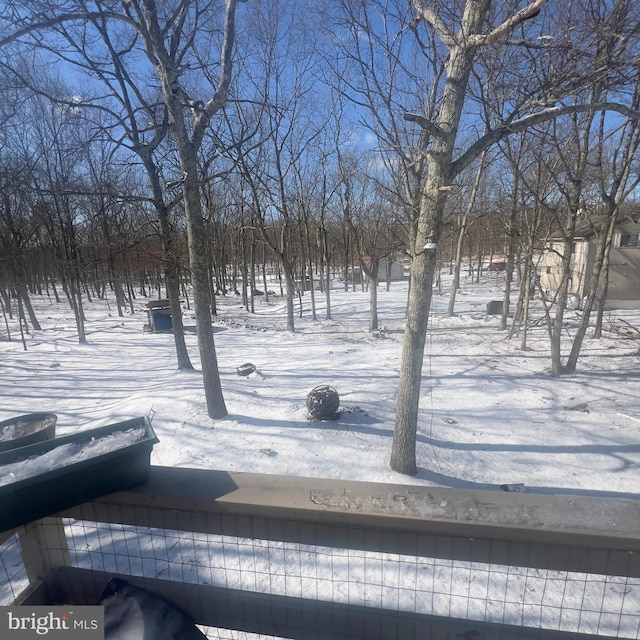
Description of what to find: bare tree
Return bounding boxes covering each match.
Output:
[336,151,397,331]
[0,161,43,334]
[446,151,488,317]
[335,0,640,474]
[400,0,640,473]
[0,0,245,413]
[392,0,553,475]
[78,41,195,367]
[567,93,640,362]
[226,0,325,332]
[313,143,339,321]
[118,0,245,417]
[500,127,557,350]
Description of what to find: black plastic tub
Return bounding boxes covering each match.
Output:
[0,416,158,532]
[0,412,57,452]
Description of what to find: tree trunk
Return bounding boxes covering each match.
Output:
[447,224,466,317]
[320,223,332,320]
[17,293,28,351]
[16,278,41,331]
[343,231,350,292]
[518,259,534,351]
[0,295,11,340]
[159,213,194,371]
[500,206,517,331]
[564,211,617,372]
[548,234,573,375]
[549,192,590,373]
[304,217,317,322]
[390,0,489,475]
[593,264,610,339]
[390,249,438,475]
[180,149,227,418]
[283,261,296,332]
[0,287,12,319]
[262,244,269,303]
[364,258,380,332]
[250,231,256,314]
[447,151,485,317]
[70,276,87,345]
[141,151,194,371]
[133,0,241,418]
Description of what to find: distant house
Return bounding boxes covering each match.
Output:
[540,214,640,309]
[378,260,406,282]
[348,258,407,284]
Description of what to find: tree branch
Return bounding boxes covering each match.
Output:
[403,112,447,139]
[409,0,456,48]
[468,0,548,47]
[451,102,640,176]
[0,11,134,48]
[195,0,242,140]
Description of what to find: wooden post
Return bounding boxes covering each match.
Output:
[18,517,70,592]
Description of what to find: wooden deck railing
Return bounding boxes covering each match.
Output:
[4,466,640,639]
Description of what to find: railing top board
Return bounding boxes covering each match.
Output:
[62,466,640,553]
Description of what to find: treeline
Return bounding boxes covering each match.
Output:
[0,130,538,339]
[0,85,519,341]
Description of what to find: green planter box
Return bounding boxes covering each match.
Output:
[0,417,158,532]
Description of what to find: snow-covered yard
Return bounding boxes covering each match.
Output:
[2,273,640,639]
[1,271,638,497]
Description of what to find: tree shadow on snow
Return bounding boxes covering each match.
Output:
[227,413,640,500]
[227,408,383,432]
[415,466,640,500]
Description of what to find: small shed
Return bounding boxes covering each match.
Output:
[146,299,173,332]
[378,260,406,282]
[540,213,640,309]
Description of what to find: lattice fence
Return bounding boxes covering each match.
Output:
[58,520,640,638]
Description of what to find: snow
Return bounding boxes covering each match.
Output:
[0,415,54,441]
[61,519,640,638]
[1,271,638,497]
[100,577,207,640]
[1,423,23,441]
[0,426,146,487]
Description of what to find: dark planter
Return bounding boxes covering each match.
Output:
[306,385,340,420]
[0,416,158,532]
[0,412,57,452]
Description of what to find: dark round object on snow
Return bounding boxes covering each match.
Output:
[0,412,57,452]
[306,385,340,420]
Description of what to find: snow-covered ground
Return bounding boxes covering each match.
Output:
[1,270,639,497]
[2,271,640,638]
